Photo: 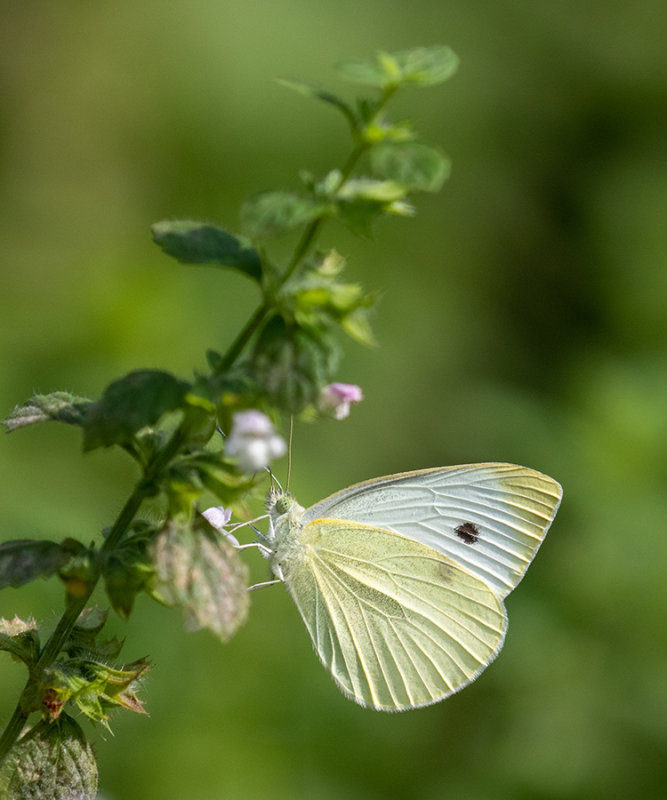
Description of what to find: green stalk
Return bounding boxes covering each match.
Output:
[215,129,382,373]
[0,423,188,766]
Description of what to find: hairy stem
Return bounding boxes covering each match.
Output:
[0,423,188,766]
[0,705,28,765]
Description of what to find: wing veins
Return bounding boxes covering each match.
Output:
[311,549,503,664]
[313,545,503,618]
[309,556,385,706]
[385,618,437,701]
[306,557,368,702]
[355,594,402,708]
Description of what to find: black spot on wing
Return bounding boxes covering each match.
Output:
[455,522,480,545]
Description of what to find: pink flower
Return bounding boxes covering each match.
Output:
[201,506,232,530]
[318,383,363,420]
[202,505,240,546]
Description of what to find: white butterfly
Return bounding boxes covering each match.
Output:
[214,463,562,711]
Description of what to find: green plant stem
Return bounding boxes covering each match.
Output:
[215,89,398,374]
[215,137,374,375]
[0,704,27,766]
[217,300,270,373]
[0,423,188,767]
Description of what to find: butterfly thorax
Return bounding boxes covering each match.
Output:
[265,489,306,581]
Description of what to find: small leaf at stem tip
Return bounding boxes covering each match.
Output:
[336,45,459,88]
[240,191,328,240]
[151,220,262,282]
[370,142,451,192]
[3,392,93,432]
[275,78,356,125]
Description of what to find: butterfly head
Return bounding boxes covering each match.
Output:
[266,486,305,532]
[266,486,295,514]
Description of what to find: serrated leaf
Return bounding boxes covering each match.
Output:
[337,45,459,88]
[0,540,77,590]
[341,307,378,346]
[82,369,190,451]
[150,517,248,642]
[370,142,451,192]
[241,191,326,240]
[72,607,108,636]
[0,715,97,800]
[42,655,150,727]
[3,392,93,433]
[252,315,340,413]
[62,608,124,661]
[276,78,356,127]
[151,220,262,282]
[82,658,150,717]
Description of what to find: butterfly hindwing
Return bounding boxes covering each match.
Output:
[283,518,506,711]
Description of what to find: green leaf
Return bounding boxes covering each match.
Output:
[187,453,259,505]
[42,656,150,728]
[56,543,100,605]
[334,199,388,238]
[150,517,249,642]
[62,607,124,661]
[241,191,326,240]
[103,539,155,619]
[3,392,93,432]
[0,616,40,666]
[337,178,408,203]
[341,307,378,347]
[151,219,262,282]
[332,178,410,237]
[82,369,190,451]
[0,715,98,800]
[0,540,78,589]
[337,45,459,89]
[276,78,357,128]
[252,315,340,413]
[288,263,377,347]
[370,142,451,192]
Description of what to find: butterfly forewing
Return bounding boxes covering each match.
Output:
[301,464,562,599]
[283,519,506,711]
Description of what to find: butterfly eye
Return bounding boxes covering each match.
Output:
[275,496,292,515]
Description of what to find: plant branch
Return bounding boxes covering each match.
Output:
[0,704,28,766]
[0,422,188,766]
[215,126,384,373]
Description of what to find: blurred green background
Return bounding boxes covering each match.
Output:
[2,1,667,798]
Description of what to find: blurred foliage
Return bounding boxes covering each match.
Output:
[1,1,666,799]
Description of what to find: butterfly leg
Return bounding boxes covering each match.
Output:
[235,541,272,558]
[247,578,282,591]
